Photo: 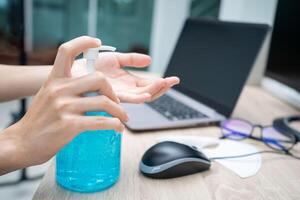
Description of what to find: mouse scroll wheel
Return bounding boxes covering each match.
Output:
[191,145,198,150]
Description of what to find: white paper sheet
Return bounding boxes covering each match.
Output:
[203,140,261,178]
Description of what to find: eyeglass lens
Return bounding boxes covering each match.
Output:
[262,126,295,151]
[221,119,252,140]
[221,119,295,151]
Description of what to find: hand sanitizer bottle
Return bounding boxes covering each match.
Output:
[56,45,122,193]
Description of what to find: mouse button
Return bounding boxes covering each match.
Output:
[141,149,170,166]
[177,145,207,159]
[142,146,189,166]
[141,143,190,166]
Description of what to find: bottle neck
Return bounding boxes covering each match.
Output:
[86,59,95,74]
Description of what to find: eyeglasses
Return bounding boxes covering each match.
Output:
[220,118,297,153]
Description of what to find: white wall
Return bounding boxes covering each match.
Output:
[219,0,277,25]
[149,0,191,74]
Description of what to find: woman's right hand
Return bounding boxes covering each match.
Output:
[4,36,128,171]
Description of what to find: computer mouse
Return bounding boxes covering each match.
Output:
[139,141,211,179]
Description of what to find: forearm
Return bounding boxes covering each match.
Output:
[0,64,52,102]
[0,124,25,175]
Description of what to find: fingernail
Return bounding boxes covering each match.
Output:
[95,38,101,45]
[125,115,129,122]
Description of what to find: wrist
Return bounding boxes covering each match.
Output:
[0,123,27,174]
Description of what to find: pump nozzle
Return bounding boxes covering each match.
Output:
[83,45,116,73]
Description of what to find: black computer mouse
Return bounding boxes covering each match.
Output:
[139,141,211,179]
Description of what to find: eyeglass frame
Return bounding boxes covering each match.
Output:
[219,118,297,153]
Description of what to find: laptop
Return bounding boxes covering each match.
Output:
[123,18,269,131]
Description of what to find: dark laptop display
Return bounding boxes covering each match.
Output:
[165,18,269,117]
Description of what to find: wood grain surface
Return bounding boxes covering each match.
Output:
[33,83,300,200]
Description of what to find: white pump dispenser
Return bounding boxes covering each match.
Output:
[83,45,116,74]
[83,45,116,97]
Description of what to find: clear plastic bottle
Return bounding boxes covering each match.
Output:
[56,46,121,193]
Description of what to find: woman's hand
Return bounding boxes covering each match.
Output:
[0,36,127,174]
[73,53,180,103]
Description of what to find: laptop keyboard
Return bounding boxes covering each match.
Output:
[146,94,207,121]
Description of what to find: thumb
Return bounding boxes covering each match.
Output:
[51,36,101,78]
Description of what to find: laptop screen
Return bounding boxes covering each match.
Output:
[164,18,269,117]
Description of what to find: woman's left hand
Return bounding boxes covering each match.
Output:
[73,52,180,103]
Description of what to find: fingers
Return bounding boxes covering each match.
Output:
[136,78,166,95]
[69,72,120,103]
[117,92,151,104]
[115,53,151,68]
[74,116,125,133]
[72,95,128,122]
[151,77,180,101]
[51,36,101,78]
[132,76,179,102]
[115,76,180,103]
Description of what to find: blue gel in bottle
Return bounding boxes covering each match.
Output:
[56,46,121,192]
[56,112,121,192]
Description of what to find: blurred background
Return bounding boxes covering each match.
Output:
[0,0,220,65]
[0,0,299,199]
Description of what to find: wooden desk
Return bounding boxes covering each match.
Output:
[33,84,300,200]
